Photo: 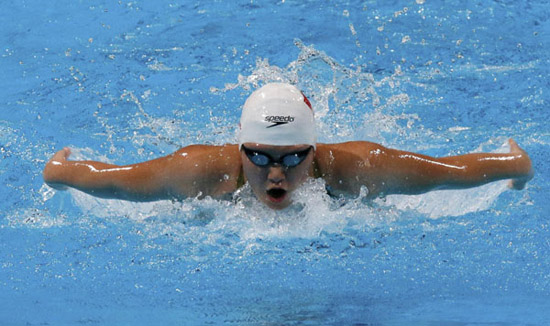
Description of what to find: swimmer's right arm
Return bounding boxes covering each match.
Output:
[42,145,242,201]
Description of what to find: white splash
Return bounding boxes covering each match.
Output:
[380,180,507,219]
[36,44,515,235]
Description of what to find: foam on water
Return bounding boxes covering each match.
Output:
[30,43,515,238]
[2,1,548,324]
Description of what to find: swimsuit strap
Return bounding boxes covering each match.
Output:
[312,156,336,197]
[236,167,245,189]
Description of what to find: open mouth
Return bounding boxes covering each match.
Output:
[266,188,287,202]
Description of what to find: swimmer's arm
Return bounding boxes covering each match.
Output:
[365,139,533,196]
[319,139,533,197]
[42,145,242,201]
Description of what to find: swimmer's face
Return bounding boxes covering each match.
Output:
[240,143,314,210]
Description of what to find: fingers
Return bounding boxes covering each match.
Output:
[506,138,533,190]
[508,138,520,153]
[62,147,71,159]
[51,147,71,162]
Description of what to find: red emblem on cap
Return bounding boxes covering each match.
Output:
[301,91,313,110]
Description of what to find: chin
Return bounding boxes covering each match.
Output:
[262,195,291,210]
[265,201,290,210]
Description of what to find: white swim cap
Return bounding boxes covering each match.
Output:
[239,83,316,149]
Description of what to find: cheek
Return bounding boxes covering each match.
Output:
[242,159,266,188]
[287,169,307,186]
[287,158,313,187]
[244,168,269,201]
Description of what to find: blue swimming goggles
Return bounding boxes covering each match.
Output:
[242,146,312,168]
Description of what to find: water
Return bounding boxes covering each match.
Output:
[1,0,549,325]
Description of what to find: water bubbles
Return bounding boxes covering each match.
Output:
[40,184,56,202]
[216,41,420,144]
[32,36,515,257]
[349,23,357,36]
[381,180,507,219]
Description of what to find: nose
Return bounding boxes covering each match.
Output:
[267,165,286,184]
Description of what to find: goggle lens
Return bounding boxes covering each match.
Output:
[243,146,311,168]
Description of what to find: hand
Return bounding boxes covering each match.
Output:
[43,147,72,190]
[51,147,71,163]
[507,139,533,190]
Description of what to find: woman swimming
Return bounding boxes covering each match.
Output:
[43,83,533,209]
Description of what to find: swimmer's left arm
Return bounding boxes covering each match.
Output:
[317,139,533,197]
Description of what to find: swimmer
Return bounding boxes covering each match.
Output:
[43,83,534,209]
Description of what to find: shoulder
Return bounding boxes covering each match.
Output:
[313,141,388,196]
[315,141,387,166]
[170,144,241,167]
[174,144,240,157]
[169,144,242,175]
[165,144,243,198]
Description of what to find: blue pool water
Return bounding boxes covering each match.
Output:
[1,0,549,325]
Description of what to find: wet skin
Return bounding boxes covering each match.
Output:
[240,143,315,210]
[43,140,533,207]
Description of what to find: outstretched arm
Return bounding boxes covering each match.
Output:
[43,145,242,201]
[316,139,533,198]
